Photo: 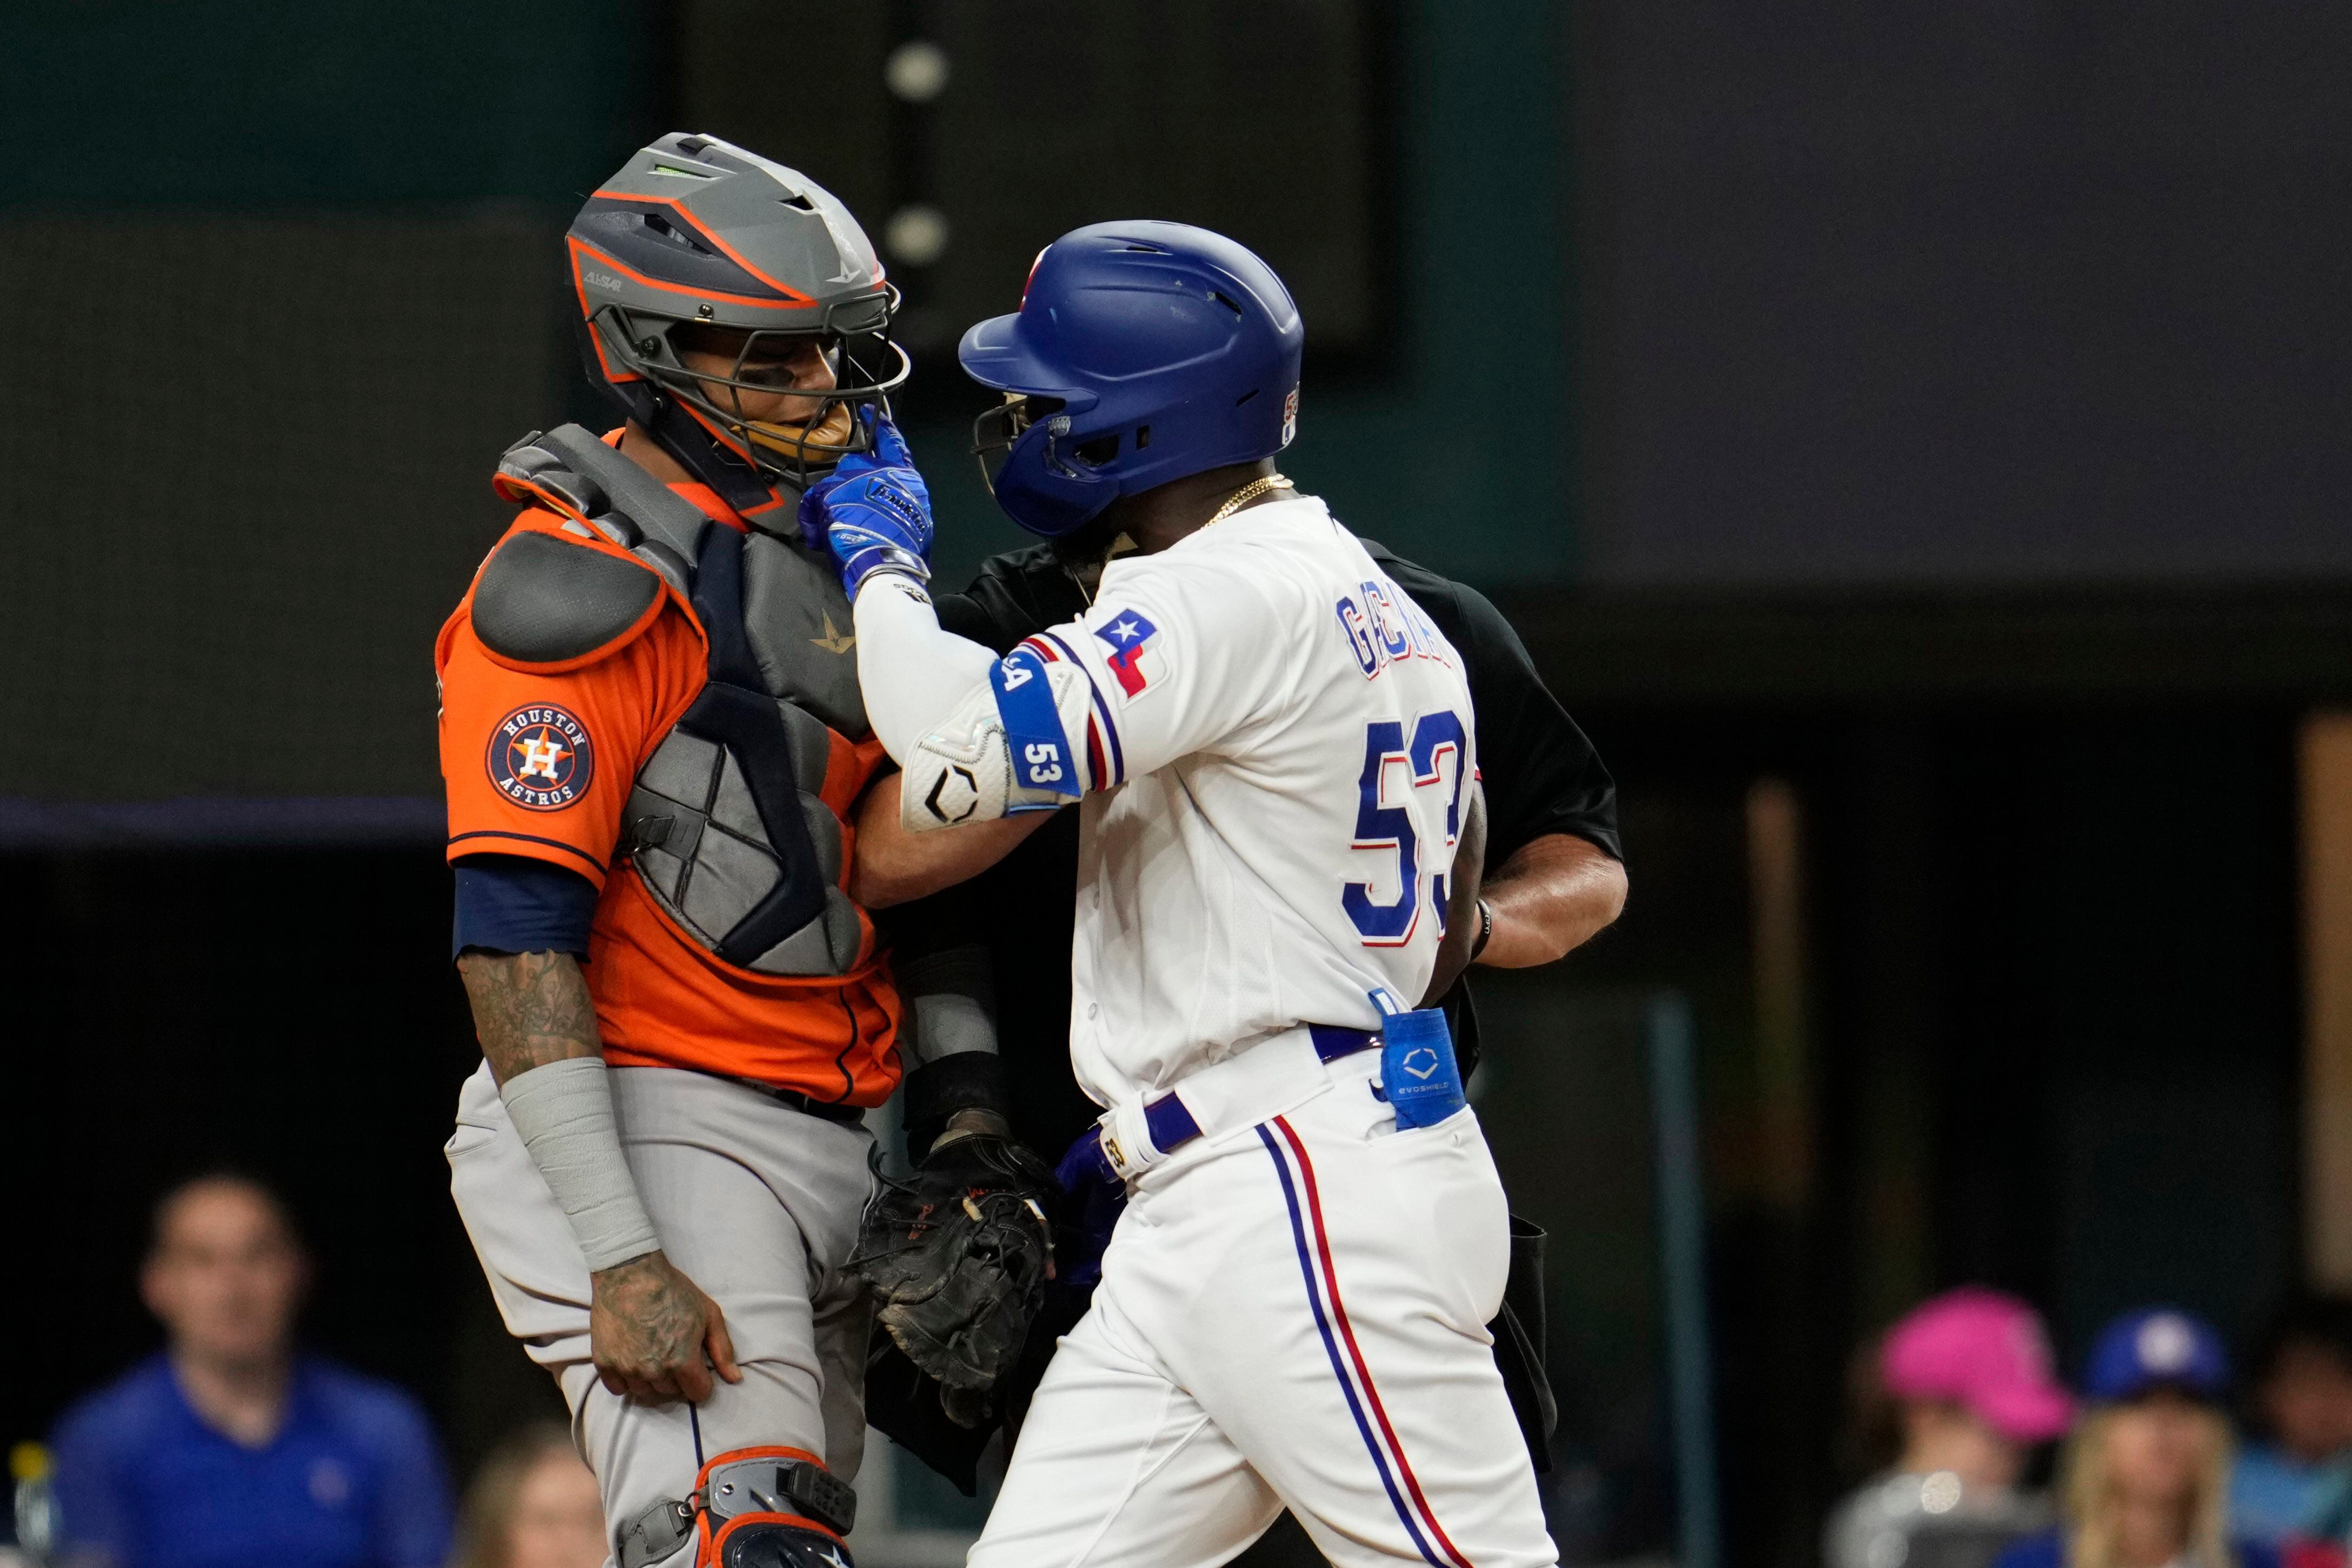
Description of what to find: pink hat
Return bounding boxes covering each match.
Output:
[1881,1286,2076,1443]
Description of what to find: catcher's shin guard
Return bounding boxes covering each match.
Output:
[697,1447,856,1568]
[617,1447,856,1568]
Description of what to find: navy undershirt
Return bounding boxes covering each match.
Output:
[450,853,599,959]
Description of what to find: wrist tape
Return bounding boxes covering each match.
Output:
[903,1052,1012,1160]
[498,1056,660,1273]
[897,942,999,1068]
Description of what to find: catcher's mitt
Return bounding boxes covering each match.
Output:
[851,1133,1055,1424]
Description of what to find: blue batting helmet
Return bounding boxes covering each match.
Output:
[959,221,1305,537]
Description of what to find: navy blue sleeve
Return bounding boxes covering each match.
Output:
[48,1392,137,1565]
[1989,1528,2065,1568]
[451,853,599,960]
[361,1388,456,1568]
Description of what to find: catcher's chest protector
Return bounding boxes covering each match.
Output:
[494,427,871,976]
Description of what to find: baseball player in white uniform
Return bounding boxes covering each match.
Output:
[805,221,1559,1568]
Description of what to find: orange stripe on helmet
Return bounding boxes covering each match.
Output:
[567,233,813,316]
[590,188,822,306]
[570,260,644,387]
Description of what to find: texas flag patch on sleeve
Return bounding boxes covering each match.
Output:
[1093,609,1164,699]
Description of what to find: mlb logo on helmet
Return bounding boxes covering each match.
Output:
[1094,610,1163,698]
[1281,386,1300,447]
[487,703,595,811]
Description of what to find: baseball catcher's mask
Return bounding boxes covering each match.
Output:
[583,291,908,483]
[569,132,911,509]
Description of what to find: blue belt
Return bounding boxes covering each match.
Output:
[1140,1024,1378,1156]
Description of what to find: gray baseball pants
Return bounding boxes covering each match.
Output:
[447,1061,875,1567]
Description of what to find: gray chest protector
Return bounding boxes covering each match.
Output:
[483,426,872,976]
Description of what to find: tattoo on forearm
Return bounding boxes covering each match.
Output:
[594,1254,706,1361]
[457,950,602,1081]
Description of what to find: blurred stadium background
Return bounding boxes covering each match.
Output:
[4,3,2351,1566]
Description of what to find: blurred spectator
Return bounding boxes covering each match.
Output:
[1828,1288,2075,1568]
[450,1424,603,1568]
[2233,1297,2352,1547]
[46,1172,454,1568]
[1993,1307,2288,1568]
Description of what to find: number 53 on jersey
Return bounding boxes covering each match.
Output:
[1344,709,1470,946]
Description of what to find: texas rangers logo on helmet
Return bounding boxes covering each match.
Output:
[487,703,595,810]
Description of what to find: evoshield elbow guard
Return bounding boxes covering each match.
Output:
[898,652,1091,832]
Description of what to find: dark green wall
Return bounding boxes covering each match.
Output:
[908,0,1578,588]
[1228,0,1576,586]
[0,1,1581,803]
[0,0,653,209]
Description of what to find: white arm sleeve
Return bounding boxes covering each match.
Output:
[855,574,1099,831]
[853,575,1000,763]
[498,1056,660,1273]
[852,551,1297,828]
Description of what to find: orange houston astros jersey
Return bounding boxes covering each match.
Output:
[435,495,900,1105]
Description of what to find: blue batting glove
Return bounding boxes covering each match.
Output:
[799,409,927,545]
[799,411,935,596]
[822,470,934,595]
[859,409,920,474]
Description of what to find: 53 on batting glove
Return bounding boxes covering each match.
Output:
[800,410,934,596]
[849,1131,1056,1427]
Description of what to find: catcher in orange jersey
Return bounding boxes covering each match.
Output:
[438,132,1049,1568]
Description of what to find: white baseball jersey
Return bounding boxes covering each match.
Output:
[1012,494,1477,1109]
[858,495,1557,1568]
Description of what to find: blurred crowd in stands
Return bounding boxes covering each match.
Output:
[1830,1287,2352,1568]
[1,1174,603,1568]
[12,1168,2352,1568]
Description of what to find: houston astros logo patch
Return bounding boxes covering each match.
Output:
[487,703,594,810]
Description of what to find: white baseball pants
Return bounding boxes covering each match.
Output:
[971,1053,1557,1568]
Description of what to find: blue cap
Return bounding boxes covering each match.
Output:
[2083,1307,2231,1403]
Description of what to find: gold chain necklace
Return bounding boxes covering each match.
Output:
[1069,479,1295,604]
[1204,474,1295,528]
